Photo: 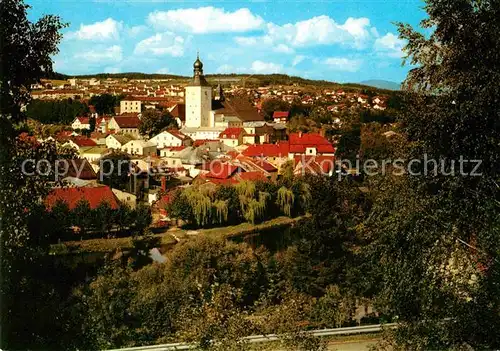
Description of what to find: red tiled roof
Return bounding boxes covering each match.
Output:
[70,136,98,147]
[273,111,289,118]
[288,133,335,154]
[45,186,119,210]
[76,116,90,124]
[193,139,218,147]
[242,142,290,157]
[237,171,267,182]
[293,155,336,175]
[205,163,241,179]
[219,127,245,139]
[114,116,141,128]
[168,129,187,140]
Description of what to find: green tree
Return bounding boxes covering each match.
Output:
[261,98,290,121]
[369,0,500,348]
[138,109,177,138]
[0,1,78,348]
[89,93,120,115]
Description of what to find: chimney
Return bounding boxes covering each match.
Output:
[161,176,166,192]
[319,128,325,137]
[298,131,302,138]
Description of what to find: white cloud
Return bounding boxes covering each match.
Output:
[374,32,406,58]
[292,55,306,66]
[269,16,373,48]
[234,15,375,50]
[127,25,147,38]
[234,36,259,46]
[156,68,170,74]
[74,45,123,62]
[251,60,283,74]
[148,7,264,33]
[134,32,185,56]
[274,44,294,54]
[68,18,122,41]
[323,57,362,72]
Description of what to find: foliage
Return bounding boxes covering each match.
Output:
[367,0,500,348]
[89,93,122,115]
[138,109,178,138]
[26,98,89,124]
[99,151,132,190]
[261,98,290,121]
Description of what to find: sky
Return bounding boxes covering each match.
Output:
[26,0,428,83]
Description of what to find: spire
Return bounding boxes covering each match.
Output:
[190,54,209,87]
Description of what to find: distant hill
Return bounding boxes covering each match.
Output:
[360,80,401,91]
[45,72,398,94]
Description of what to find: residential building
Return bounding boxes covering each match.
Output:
[120,97,142,114]
[149,130,190,149]
[106,134,135,150]
[218,127,246,147]
[121,140,157,156]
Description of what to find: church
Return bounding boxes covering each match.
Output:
[180,55,264,141]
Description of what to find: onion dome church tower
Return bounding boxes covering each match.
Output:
[185,54,213,128]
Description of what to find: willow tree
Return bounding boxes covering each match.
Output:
[241,192,270,224]
[277,186,295,217]
[212,200,229,225]
[184,186,213,227]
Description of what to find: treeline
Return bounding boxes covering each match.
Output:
[41,200,152,241]
[26,98,89,124]
[166,178,311,227]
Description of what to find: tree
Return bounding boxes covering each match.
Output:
[138,109,177,138]
[369,0,500,348]
[0,1,78,348]
[89,114,96,132]
[89,93,119,115]
[261,98,290,121]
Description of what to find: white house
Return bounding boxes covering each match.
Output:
[121,140,157,156]
[149,130,190,149]
[108,115,141,137]
[71,117,90,130]
[218,127,245,147]
[106,134,135,150]
[120,98,142,114]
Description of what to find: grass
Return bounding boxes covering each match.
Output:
[50,215,308,254]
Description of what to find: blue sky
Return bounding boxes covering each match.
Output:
[26,0,427,83]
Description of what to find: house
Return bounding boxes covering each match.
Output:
[288,132,335,158]
[218,127,246,147]
[79,146,109,171]
[121,139,157,156]
[45,185,120,210]
[120,97,142,114]
[358,94,369,104]
[71,116,91,130]
[111,188,137,209]
[242,142,290,169]
[64,136,98,151]
[159,146,186,158]
[108,115,141,137]
[106,134,135,150]
[149,130,190,149]
[273,111,289,124]
[168,103,186,127]
[59,158,97,181]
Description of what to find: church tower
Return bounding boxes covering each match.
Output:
[185,54,212,128]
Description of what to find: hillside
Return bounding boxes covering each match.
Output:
[359,79,401,91]
[47,72,396,93]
